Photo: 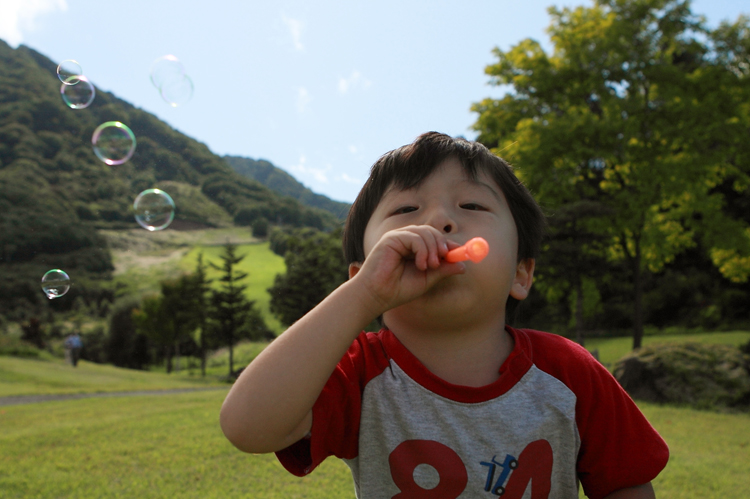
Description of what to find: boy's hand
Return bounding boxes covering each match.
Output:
[352,225,467,315]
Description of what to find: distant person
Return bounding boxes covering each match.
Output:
[220,133,669,498]
[64,333,83,367]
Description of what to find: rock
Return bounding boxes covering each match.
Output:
[614,342,750,411]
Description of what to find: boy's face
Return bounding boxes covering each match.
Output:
[360,157,534,330]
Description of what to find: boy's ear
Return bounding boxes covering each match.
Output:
[348,262,362,280]
[509,258,535,301]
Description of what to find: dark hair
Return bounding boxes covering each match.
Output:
[342,132,546,323]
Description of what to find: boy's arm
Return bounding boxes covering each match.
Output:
[220,277,379,454]
[220,226,463,455]
[603,482,655,499]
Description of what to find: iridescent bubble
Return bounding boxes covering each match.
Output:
[160,73,193,107]
[57,59,82,85]
[60,75,95,109]
[150,55,185,90]
[134,189,175,231]
[41,269,71,300]
[92,122,136,165]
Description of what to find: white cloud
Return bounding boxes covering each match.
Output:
[281,14,304,51]
[289,155,331,184]
[348,145,358,154]
[297,86,311,113]
[340,172,362,184]
[338,70,372,93]
[0,0,67,47]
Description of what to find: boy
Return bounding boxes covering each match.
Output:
[221,132,669,498]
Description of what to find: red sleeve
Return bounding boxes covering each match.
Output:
[275,331,391,477]
[519,329,669,499]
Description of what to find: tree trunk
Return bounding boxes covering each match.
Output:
[632,240,644,350]
[165,344,173,374]
[200,330,206,378]
[575,278,585,347]
[175,340,181,372]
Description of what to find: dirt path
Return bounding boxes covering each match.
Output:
[0,386,228,407]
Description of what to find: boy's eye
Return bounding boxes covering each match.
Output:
[460,203,486,211]
[393,206,418,215]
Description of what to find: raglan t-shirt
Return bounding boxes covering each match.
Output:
[276,326,669,499]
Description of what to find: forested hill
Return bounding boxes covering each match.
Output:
[224,156,351,220]
[0,41,337,320]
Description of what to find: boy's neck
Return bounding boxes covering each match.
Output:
[386,314,514,388]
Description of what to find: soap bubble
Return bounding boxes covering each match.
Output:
[134,189,175,231]
[92,121,136,165]
[160,73,193,107]
[57,59,82,85]
[150,55,193,106]
[60,75,95,109]
[41,269,71,299]
[150,55,185,89]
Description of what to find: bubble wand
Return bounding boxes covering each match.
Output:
[444,237,489,263]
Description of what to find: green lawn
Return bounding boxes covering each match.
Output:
[0,391,747,498]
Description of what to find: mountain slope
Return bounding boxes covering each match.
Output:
[0,41,336,320]
[224,155,351,220]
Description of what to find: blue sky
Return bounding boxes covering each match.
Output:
[1,0,747,203]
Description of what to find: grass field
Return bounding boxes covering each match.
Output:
[1,390,748,498]
[584,330,750,368]
[0,356,224,397]
[2,331,750,497]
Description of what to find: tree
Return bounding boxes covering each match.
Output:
[193,253,212,377]
[209,242,270,377]
[535,201,611,345]
[472,0,750,349]
[268,227,348,327]
[132,275,200,373]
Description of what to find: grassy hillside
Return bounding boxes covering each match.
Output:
[103,227,286,335]
[0,356,222,397]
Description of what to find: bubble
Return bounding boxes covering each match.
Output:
[150,55,185,89]
[60,75,95,109]
[41,269,71,300]
[160,73,193,107]
[92,121,136,165]
[150,55,193,107]
[57,59,83,85]
[134,189,175,231]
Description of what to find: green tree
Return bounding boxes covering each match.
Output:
[268,227,348,327]
[132,275,200,373]
[472,0,750,348]
[209,242,270,377]
[193,253,212,377]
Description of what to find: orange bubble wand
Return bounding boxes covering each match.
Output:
[444,237,489,263]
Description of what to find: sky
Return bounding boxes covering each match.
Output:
[0,0,747,203]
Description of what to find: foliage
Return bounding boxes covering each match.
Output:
[472,0,750,347]
[106,297,150,370]
[252,217,269,238]
[268,227,348,327]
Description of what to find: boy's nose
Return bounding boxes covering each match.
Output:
[425,209,456,234]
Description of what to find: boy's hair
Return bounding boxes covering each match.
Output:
[342,132,547,322]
